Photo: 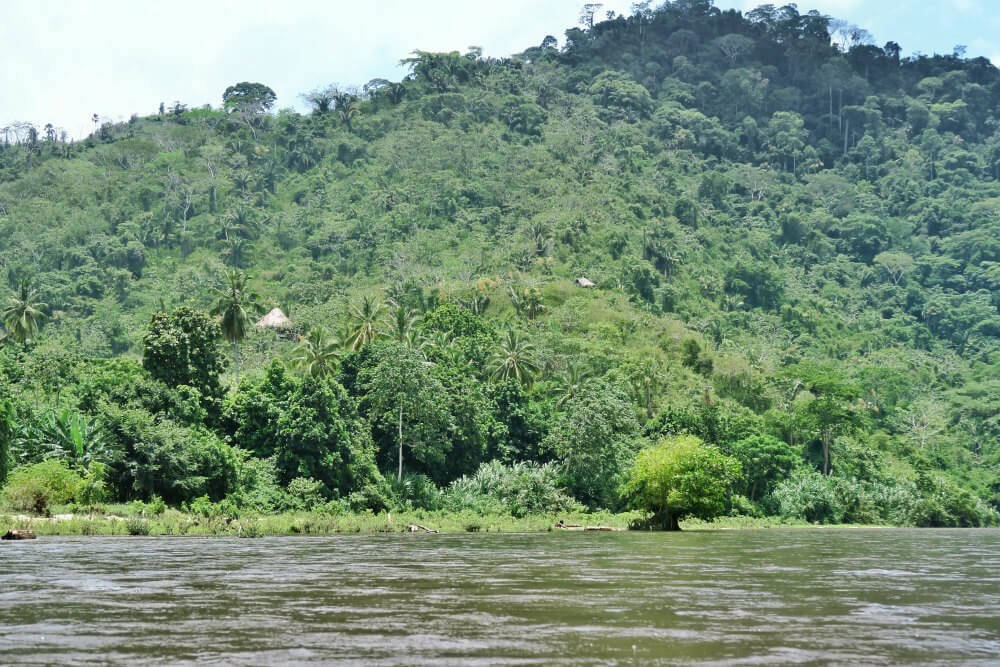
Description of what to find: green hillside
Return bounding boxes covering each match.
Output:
[1,1,998,527]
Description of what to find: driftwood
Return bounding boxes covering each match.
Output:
[553,520,583,530]
[2,530,37,540]
[407,524,439,534]
[553,520,620,532]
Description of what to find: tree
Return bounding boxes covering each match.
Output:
[765,111,807,171]
[301,85,337,114]
[729,435,801,501]
[625,360,666,419]
[348,295,386,351]
[491,329,540,387]
[0,399,12,486]
[874,251,914,286]
[2,280,47,344]
[714,34,754,63]
[621,435,741,530]
[588,71,653,120]
[291,327,341,378]
[222,82,276,139]
[579,3,603,28]
[554,363,592,409]
[380,303,422,347]
[786,364,863,475]
[142,307,225,403]
[359,343,451,480]
[338,97,361,133]
[543,379,639,509]
[273,375,380,494]
[211,270,261,385]
[222,82,277,115]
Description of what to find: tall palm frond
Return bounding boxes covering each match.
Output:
[554,363,593,409]
[2,280,48,344]
[211,269,261,384]
[490,329,540,387]
[380,303,422,347]
[348,295,386,351]
[292,327,341,378]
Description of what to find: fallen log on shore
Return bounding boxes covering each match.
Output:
[2,530,37,540]
[407,524,439,533]
[553,521,622,531]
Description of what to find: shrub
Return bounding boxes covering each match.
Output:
[76,462,109,505]
[1,460,86,514]
[442,460,583,517]
[125,518,151,536]
[100,404,237,504]
[285,477,325,511]
[224,454,288,514]
[769,468,844,524]
[186,495,216,518]
[911,470,999,528]
[381,473,442,511]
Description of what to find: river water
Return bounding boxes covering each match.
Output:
[1,529,998,665]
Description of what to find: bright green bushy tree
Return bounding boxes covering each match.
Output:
[622,434,741,530]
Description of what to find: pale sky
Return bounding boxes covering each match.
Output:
[2,1,997,138]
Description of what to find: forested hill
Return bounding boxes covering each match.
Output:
[1,1,998,526]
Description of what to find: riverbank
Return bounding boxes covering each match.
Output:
[0,506,651,537]
[0,505,914,536]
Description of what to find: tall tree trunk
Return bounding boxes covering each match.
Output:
[234,343,240,385]
[822,430,832,475]
[829,86,833,131]
[397,403,404,481]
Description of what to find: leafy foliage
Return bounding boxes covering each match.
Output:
[621,435,741,530]
[142,307,225,403]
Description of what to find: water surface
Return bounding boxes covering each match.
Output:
[1,529,998,665]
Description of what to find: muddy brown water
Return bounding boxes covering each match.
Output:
[1,529,998,665]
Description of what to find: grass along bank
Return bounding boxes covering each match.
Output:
[0,506,642,537]
[2,506,829,537]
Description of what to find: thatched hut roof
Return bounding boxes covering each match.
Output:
[256,308,291,329]
[575,276,596,288]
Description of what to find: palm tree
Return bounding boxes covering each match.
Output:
[628,362,665,419]
[524,287,545,320]
[2,280,47,344]
[554,363,592,409]
[292,327,341,378]
[334,322,356,352]
[211,269,261,384]
[338,100,361,132]
[334,91,361,132]
[380,302,422,347]
[348,295,386,351]
[491,329,540,387]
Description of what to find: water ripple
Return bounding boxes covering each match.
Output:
[0,529,998,665]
